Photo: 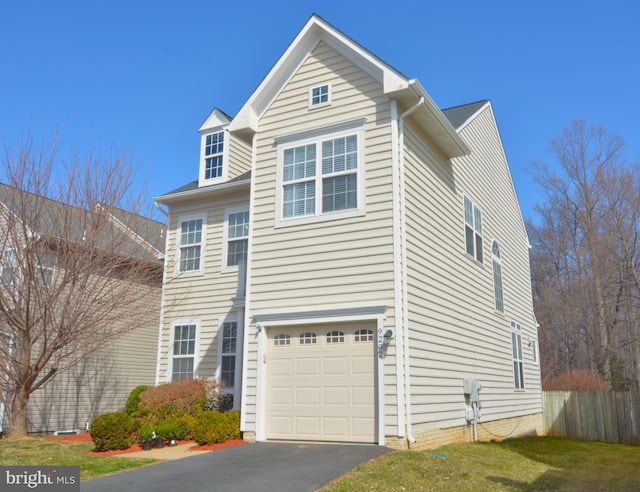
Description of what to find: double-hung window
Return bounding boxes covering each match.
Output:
[204,131,224,180]
[36,249,56,287]
[1,249,16,288]
[277,122,364,226]
[219,321,237,389]
[172,322,197,380]
[178,215,204,274]
[464,195,483,262]
[492,240,504,313]
[225,209,249,268]
[511,321,524,390]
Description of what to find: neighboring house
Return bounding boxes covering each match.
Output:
[155,15,542,449]
[0,184,164,434]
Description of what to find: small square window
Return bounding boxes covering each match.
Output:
[310,84,330,107]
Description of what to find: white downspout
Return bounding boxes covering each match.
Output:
[390,100,406,438]
[398,96,425,446]
[153,203,169,386]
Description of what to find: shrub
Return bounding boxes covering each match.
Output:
[189,411,241,445]
[139,379,207,419]
[90,412,135,451]
[156,415,192,440]
[543,369,609,391]
[125,385,148,415]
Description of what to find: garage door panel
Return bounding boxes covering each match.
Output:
[268,387,293,406]
[352,355,373,374]
[352,386,375,405]
[296,358,320,375]
[323,386,348,405]
[270,359,293,377]
[295,417,320,436]
[295,386,320,405]
[266,323,376,443]
[323,357,348,376]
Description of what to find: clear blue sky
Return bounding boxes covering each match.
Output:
[1,1,638,221]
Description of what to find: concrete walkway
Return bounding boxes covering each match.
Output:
[82,442,390,492]
[123,441,213,460]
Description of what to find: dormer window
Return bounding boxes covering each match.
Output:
[205,132,224,179]
[198,108,232,187]
[309,84,330,108]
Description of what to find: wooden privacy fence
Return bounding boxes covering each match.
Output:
[543,391,640,445]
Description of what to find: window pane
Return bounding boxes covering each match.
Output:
[322,136,357,174]
[205,156,223,179]
[475,235,483,263]
[284,145,315,182]
[221,355,235,387]
[322,174,357,212]
[284,182,315,217]
[172,357,194,380]
[465,226,474,256]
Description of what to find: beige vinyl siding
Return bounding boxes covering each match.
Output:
[403,104,540,434]
[28,309,159,433]
[26,273,161,433]
[227,132,252,179]
[157,192,249,382]
[243,41,399,435]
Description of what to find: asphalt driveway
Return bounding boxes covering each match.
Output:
[81,442,390,492]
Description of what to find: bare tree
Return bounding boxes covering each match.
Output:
[529,119,640,390]
[0,131,163,437]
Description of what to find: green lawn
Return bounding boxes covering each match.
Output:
[0,438,155,482]
[321,437,640,491]
[1,436,638,489]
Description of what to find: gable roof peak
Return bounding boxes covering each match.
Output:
[198,108,233,134]
[228,15,411,139]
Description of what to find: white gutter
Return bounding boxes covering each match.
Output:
[398,96,425,445]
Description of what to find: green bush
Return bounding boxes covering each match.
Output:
[157,415,192,440]
[189,411,240,445]
[90,412,135,451]
[125,385,148,415]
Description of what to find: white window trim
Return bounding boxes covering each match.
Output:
[511,321,525,390]
[216,315,241,401]
[275,122,365,228]
[308,83,331,109]
[174,212,207,277]
[530,338,539,365]
[463,194,484,263]
[167,318,200,382]
[199,128,229,186]
[221,206,250,273]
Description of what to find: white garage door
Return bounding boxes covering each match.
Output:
[266,322,376,443]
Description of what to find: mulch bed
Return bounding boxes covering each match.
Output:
[48,432,247,456]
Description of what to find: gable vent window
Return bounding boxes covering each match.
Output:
[299,332,317,345]
[309,84,330,108]
[205,131,224,180]
[326,330,345,344]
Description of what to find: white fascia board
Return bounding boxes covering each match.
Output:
[408,79,471,157]
[154,179,250,206]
